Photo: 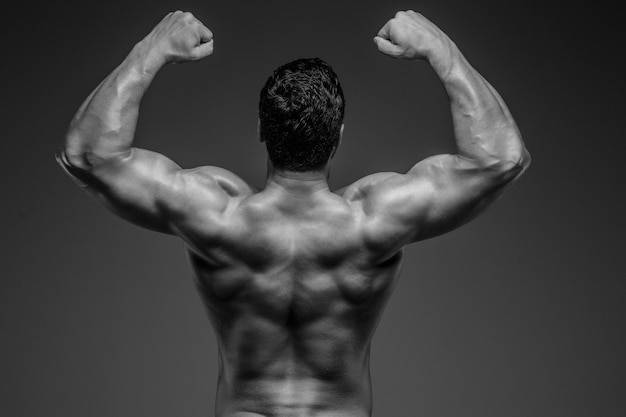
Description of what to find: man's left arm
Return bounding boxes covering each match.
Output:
[57,11,225,234]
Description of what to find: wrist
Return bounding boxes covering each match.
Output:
[130,39,166,77]
[427,37,457,80]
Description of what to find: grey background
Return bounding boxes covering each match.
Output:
[3,0,624,416]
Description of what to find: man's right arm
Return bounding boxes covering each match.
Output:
[55,11,239,235]
[345,11,530,255]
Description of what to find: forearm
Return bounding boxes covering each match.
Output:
[431,40,530,169]
[62,41,163,169]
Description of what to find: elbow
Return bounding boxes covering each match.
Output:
[498,129,531,173]
[55,147,93,188]
[501,128,532,171]
[56,136,89,171]
[519,146,531,170]
[59,129,95,172]
[496,145,531,181]
[59,132,131,172]
[473,128,531,176]
[512,144,531,172]
[59,149,90,172]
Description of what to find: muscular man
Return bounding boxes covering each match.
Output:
[57,10,530,417]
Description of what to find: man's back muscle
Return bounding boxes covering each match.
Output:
[178,181,403,415]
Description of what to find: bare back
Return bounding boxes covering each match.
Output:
[176,182,403,417]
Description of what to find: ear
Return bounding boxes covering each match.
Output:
[339,123,344,146]
[331,124,344,159]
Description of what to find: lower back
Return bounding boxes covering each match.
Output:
[216,371,373,417]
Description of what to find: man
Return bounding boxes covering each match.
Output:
[57,9,530,417]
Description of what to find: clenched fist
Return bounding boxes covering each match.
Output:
[374,11,451,64]
[141,11,214,66]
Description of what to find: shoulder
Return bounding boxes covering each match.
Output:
[338,172,400,202]
[166,166,256,230]
[337,171,436,259]
[339,171,432,215]
[177,166,257,199]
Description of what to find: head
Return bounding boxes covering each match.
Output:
[259,58,345,172]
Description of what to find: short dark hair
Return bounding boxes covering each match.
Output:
[259,58,345,172]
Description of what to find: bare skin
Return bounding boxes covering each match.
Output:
[57,10,530,417]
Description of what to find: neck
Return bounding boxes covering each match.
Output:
[265,161,330,195]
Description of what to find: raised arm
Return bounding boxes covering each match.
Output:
[346,11,530,255]
[57,12,246,234]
